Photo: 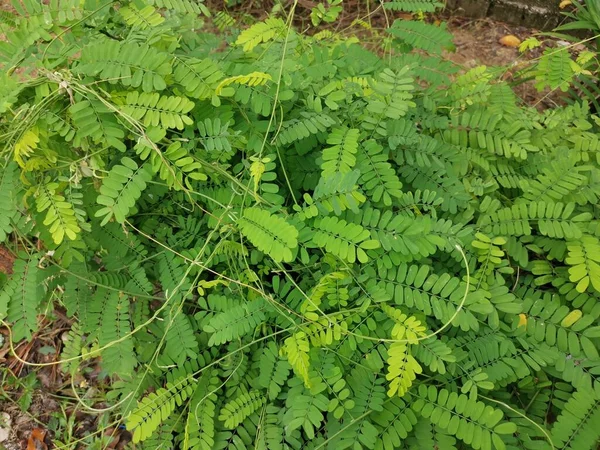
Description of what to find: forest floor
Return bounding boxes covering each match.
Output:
[0,2,568,449]
[443,16,569,109]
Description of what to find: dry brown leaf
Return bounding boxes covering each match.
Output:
[26,428,48,450]
[103,428,120,449]
[559,0,572,9]
[499,35,521,48]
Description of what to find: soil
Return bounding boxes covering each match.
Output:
[444,16,566,108]
[0,247,15,275]
[0,394,58,450]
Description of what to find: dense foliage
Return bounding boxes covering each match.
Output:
[1,0,600,449]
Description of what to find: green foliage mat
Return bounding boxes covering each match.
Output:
[1,0,600,449]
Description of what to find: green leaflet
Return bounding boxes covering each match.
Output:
[383,0,443,12]
[181,368,220,450]
[218,390,266,428]
[121,91,195,130]
[321,127,360,177]
[203,297,267,346]
[74,39,172,92]
[411,385,515,450]
[310,216,380,263]
[387,20,454,54]
[119,4,164,29]
[1,255,41,341]
[551,389,600,450]
[0,162,18,242]
[95,157,153,225]
[235,17,286,52]
[237,207,298,263]
[566,235,600,293]
[35,180,81,244]
[127,371,197,442]
[147,0,210,16]
[173,57,223,100]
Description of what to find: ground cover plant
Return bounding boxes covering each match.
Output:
[1,0,600,448]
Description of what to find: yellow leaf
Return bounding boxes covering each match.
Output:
[499,35,521,48]
[560,310,582,327]
[249,158,266,194]
[518,314,527,327]
[14,129,39,168]
[559,0,572,9]
[215,72,272,96]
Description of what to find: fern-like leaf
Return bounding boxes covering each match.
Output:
[321,127,360,177]
[1,255,41,341]
[282,331,311,388]
[60,322,83,374]
[147,0,210,16]
[388,20,453,54]
[218,390,265,429]
[520,162,588,203]
[366,68,415,124]
[384,0,443,12]
[357,140,403,206]
[163,309,199,364]
[535,47,575,92]
[173,57,223,100]
[237,207,298,263]
[215,72,272,96]
[310,216,380,263]
[551,389,600,450]
[182,369,220,450]
[235,18,286,52]
[95,157,153,225]
[122,91,194,130]
[69,99,126,152]
[99,293,135,377]
[119,4,164,29]
[277,112,336,146]
[386,342,423,397]
[566,235,600,293]
[0,162,18,242]
[258,342,291,400]
[372,396,419,447]
[35,181,81,244]
[479,201,589,239]
[411,384,517,450]
[137,138,207,190]
[127,372,197,443]
[304,170,366,217]
[75,39,172,92]
[203,298,267,346]
[383,304,425,397]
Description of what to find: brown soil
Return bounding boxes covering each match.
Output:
[0,246,15,275]
[444,16,565,108]
[0,394,59,450]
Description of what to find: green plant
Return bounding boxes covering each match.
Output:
[518,0,600,108]
[1,0,600,449]
[310,0,343,27]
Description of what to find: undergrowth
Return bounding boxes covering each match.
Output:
[0,0,600,449]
